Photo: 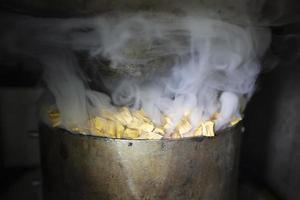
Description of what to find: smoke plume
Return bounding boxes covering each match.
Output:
[0,11,271,133]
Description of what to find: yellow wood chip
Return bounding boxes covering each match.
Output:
[101,110,116,121]
[193,125,204,137]
[106,120,116,137]
[193,121,215,137]
[115,122,124,138]
[202,121,215,137]
[138,132,163,140]
[153,127,165,135]
[92,117,116,138]
[115,107,133,125]
[162,116,173,130]
[126,117,141,130]
[123,128,140,139]
[128,110,155,132]
[93,117,106,132]
[140,123,155,132]
[176,116,192,136]
[132,109,152,123]
[230,117,241,126]
[170,131,181,139]
[71,127,81,133]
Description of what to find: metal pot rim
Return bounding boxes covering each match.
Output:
[41,122,242,143]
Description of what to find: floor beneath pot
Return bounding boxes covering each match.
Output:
[0,167,278,200]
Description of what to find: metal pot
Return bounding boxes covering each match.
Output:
[39,123,242,200]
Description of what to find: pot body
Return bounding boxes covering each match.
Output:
[39,124,241,200]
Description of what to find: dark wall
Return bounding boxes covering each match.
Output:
[241,24,300,200]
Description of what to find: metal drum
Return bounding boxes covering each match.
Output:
[39,123,242,200]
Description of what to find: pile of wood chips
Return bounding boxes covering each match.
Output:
[48,107,241,139]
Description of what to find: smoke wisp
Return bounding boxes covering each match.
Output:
[0,12,271,134]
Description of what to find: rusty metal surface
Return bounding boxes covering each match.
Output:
[39,124,242,200]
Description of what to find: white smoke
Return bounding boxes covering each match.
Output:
[91,14,270,130]
[0,12,271,132]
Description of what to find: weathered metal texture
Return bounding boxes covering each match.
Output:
[39,124,242,200]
